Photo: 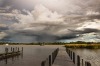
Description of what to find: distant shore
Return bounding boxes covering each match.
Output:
[65,44,100,49]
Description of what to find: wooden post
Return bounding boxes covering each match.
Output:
[73,52,75,64]
[71,51,72,60]
[52,52,54,64]
[11,47,12,51]
[16,47,17,52]
[22,47,23,52]
[69,50,70,57]
[85,62,91,66]
[18,47,19,52]
[5,48,8,54]
[13,48,14,52]
[49,55,51,66]
[82,59,83,66]
[77,55,80,66]
[41,61,45,66]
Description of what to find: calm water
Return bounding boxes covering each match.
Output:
[0,45,61,66]
[0,45,100,66]
[71,49,100,66]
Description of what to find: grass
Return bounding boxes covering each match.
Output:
[65,44,100,49]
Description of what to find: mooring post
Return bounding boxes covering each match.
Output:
[13,48,14,52]
[5,48,8,55]
[71,51,72,60]
[11,47,12,51]
[77,55,80,66]
[49,55,51,66]
[16,47,17,52]
[52,52,53,64]
[82,59,83,66]
[68,49,69,55]
[73,52,75,64]
[41,61,45,66]
[18,47,19,52]
[22,47,23,52]
[85,62,91,66]
[69,50,70,57]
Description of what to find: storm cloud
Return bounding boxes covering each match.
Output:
[0,0,100,42]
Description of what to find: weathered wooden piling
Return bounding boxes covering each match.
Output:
[52,52,54,64]
[11,47,12,51]
[77,55,80,66]
[82,59,83,66]
[13,48,14,52]
[5,48,8,54]
[73,52,75,64]
[69,50,70,56]
[41,61,45,66]
[41,48,59,66]
[71,51,72,60]
[22,47,23,52]
[0,47,22,61]
[66,48,92,66]
[18,47,19,52]
[85,61,91,66]
[49,55,51,66]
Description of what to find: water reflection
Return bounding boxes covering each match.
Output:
[0,45,60,66]
[71,49,100,66]
[1,51,23,65]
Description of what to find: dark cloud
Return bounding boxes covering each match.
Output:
[0,0,100,42]
[0,26,8,31]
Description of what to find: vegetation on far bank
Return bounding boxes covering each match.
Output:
[0,41,100,49]
[65,44,100,49]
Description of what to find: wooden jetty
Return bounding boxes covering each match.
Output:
[0,47,23,60]
[52,47,75,66]
[0,51,20,60]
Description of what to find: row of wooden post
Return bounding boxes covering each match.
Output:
[66,48,91,66]
[5,47,23,54]
[41,48,59,66]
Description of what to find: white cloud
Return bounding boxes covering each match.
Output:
[76,19,100,30]
[10,5,65,32]
[1,0,100,42]
[77,33,99,42]
[0,23,7,27]
[0,32,7,39]
[86,10,100,15]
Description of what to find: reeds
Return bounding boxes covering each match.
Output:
[65,44,100,49]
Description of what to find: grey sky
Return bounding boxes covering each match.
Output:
[0,0,100,42]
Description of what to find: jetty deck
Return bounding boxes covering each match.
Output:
[52,46,75,66]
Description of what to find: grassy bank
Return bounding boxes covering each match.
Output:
[65,44,100,49]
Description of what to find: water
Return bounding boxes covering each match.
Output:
[0,45,60,66]
[71,49,100,66]
[0,45,100,66]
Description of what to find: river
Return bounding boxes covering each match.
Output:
[71,48,100,66]
[0,45,61,66]
[0,45,100,66]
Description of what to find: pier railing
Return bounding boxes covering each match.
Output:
[41,48,59,66]
[66,48,91,66]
